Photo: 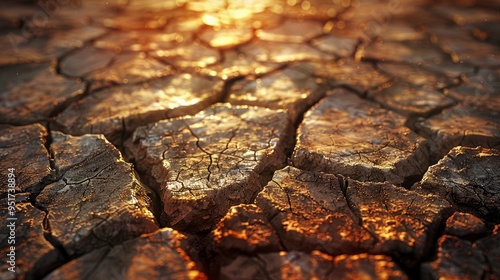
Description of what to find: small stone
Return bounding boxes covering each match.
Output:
[35,132,159,256]
[415,146,500,223]
[293,89,430,184]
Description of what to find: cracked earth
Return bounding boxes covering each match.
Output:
[0,0,499,279]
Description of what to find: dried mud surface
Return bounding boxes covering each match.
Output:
[0,0,499,279]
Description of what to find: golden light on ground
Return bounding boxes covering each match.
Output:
[196,0,278,28]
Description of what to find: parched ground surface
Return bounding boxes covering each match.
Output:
[1,0,499,279]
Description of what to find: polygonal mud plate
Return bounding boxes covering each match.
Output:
[415,146,500,224]
[293,89,430,184]
[36,132,159,257]
[125,104,291,232]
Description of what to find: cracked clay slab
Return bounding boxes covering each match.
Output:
[377,62,458,90]
[361,41,447,65]
[0,62,85,125]
[0,202,64,280]
[444,212,487,240]
[414,146,500,224]
[192,50,280,80]
[0,124,51,195]
[228,63,328,123]
[255,166,374,256]
[53,74,223,146]
[367,81,455,117]
[85,52,175,91]
[199,27,253,49]
[43,228,207,280]
[256,166,452,266]
[255,19,324,43]
[219,250,407,280]
[35,132,158,257]
[311,33,359,58]
[125,104,290,232]
[241,40,335,63]
[151,42,221,68]
[421,232,500,280]
[59,46,115,78]
[344,178,453,267]
[415,105,500,158]
[293,89,430,184]
[210,204,282,255]
[0,26,106,65]
[475,225,500,278]
[309,60,391,94]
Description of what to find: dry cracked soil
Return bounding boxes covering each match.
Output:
[0,0,499,279]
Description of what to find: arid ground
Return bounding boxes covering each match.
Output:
[1,0,499,279]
